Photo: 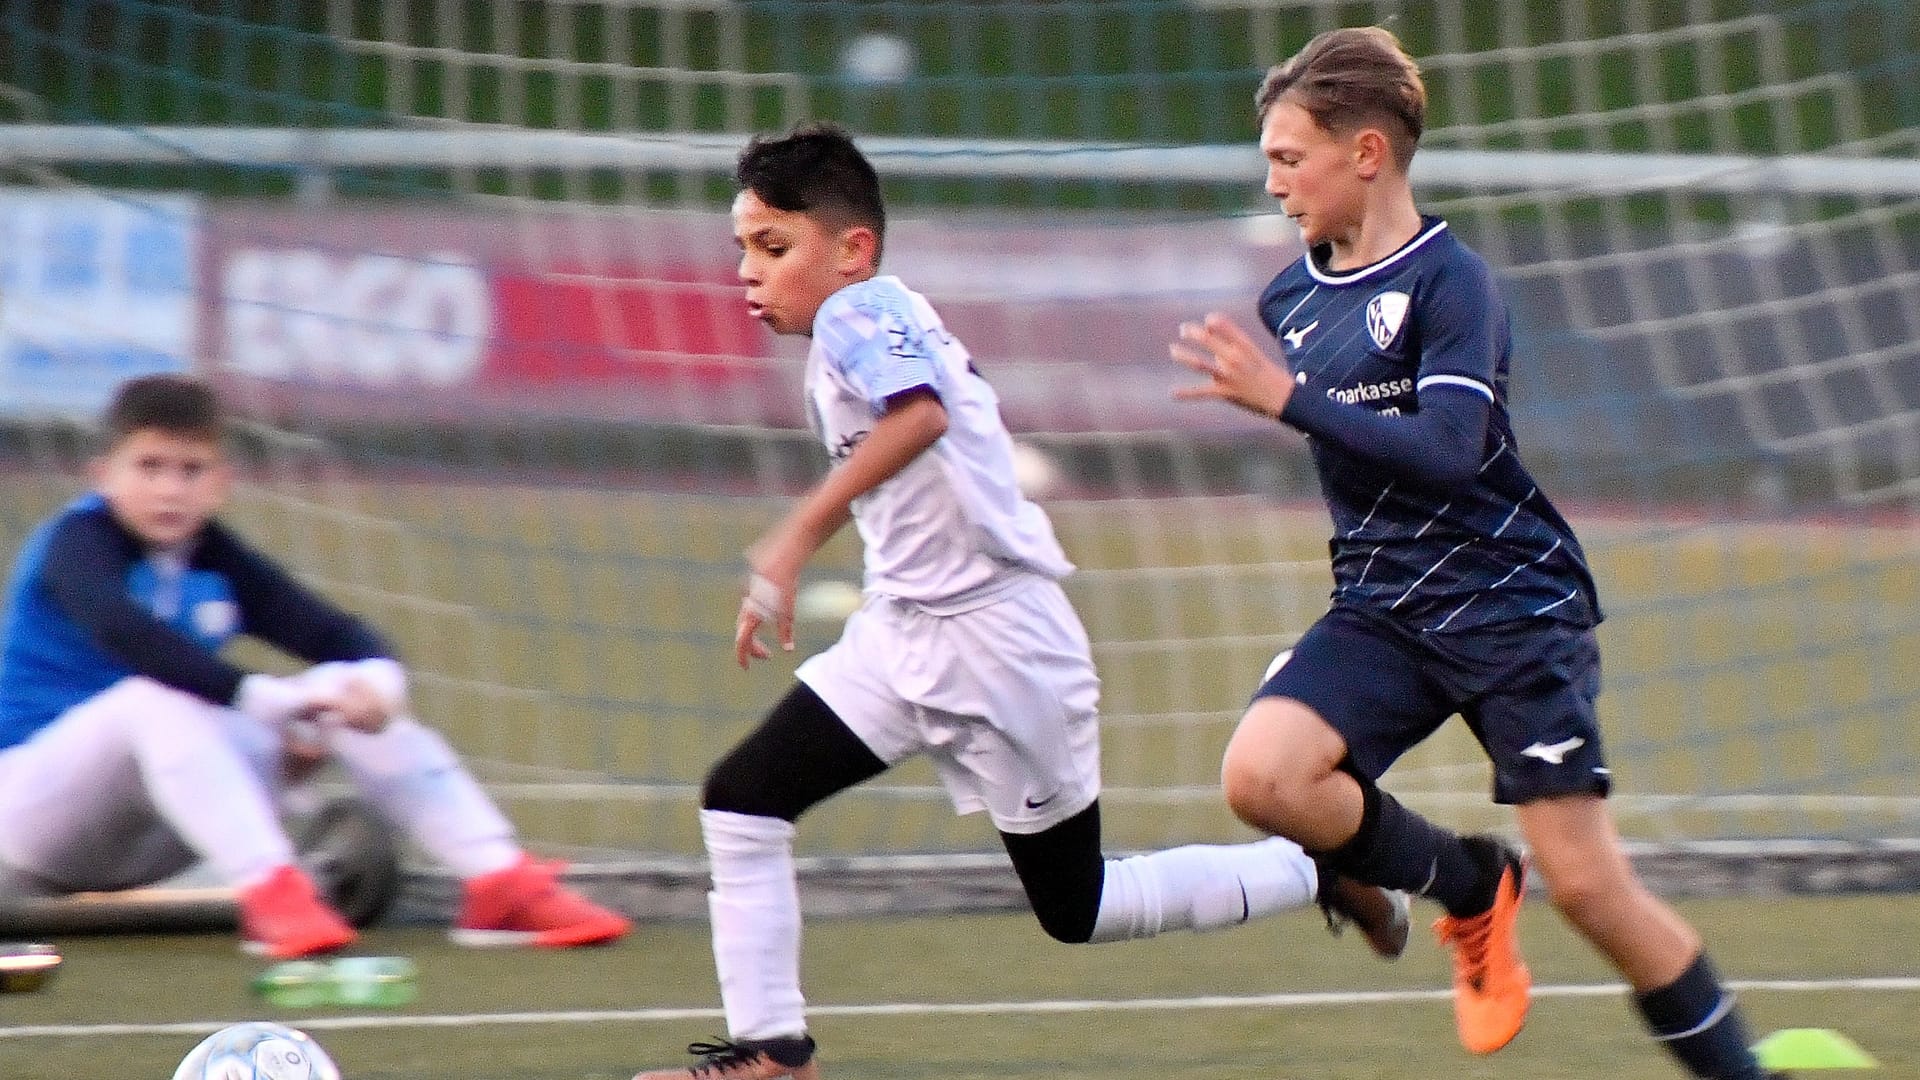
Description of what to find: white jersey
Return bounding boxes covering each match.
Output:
[806,276,1072,609]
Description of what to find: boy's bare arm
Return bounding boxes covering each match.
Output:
[736,388,949,667]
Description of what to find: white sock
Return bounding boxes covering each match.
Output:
[702,809,807,1041]
[329,718,519,878]
[1087,836,1318,943]
[131,707,292,888]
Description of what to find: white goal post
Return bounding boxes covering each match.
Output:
[3,125,1917,197]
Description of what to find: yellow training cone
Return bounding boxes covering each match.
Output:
[1753,1028,1879,1070]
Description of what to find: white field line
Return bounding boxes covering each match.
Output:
[5,977,1918,1040]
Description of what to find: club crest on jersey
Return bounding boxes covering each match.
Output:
[193,599,239,640]
[1366,291,1411,350]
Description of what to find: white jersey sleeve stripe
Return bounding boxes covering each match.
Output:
[1416,373,1495,402]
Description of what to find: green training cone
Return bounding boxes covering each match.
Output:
[1753,1028,1880,1070]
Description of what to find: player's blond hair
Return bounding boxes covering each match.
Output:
[1255,27,1426,171]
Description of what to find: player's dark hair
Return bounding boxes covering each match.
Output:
[1256,27,1426,170]
[735,121,887,264]
[100,374,225,449]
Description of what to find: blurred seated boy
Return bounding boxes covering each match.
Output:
[0,374,630,958]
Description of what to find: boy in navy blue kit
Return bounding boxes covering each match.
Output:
[1171,27,1783,1079]
[0,374,629,958]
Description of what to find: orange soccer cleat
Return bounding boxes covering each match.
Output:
[451,855,632,948]
[238,864,358,960]
[1432,839,1531,1055]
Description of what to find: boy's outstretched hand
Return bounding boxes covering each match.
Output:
[1170,313,1297,420]
[736,570,796,669]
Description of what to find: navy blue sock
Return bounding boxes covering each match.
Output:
[1636,953,1765,1079]
[1317,775,1494,917]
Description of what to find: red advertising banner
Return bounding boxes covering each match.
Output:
[205,205,1301,432]
[488,266,765,389]
[206,206,786,425]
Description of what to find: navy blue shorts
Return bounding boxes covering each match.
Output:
[1255,605,1611,805]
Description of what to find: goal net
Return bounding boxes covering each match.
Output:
[1,0,1915,879]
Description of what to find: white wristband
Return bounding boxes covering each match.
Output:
[234,673,311,725]
[294,658,408,709]
[743,574,783,620]
[350,657,408,710]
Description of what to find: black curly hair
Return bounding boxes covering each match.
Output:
[735,121,886,263]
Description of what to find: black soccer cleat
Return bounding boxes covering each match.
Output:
[634,1034,817,1079]
[1315,864,1412,959]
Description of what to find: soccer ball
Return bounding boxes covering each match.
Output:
[839,32,915,85]
[796,579,863,623]
[1011,440,1062,499]
[173,1021,342,1080]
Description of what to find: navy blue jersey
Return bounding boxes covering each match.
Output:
[0,493,392,750]
[1261,216,1601,633]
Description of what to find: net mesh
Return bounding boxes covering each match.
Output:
[1,0,1916,859]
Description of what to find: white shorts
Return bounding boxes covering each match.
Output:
[796,578,1101,834]
[0,678,283,891]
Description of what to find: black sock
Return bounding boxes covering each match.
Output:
[1318,776,1495,917]
[1635,953,1765,1079]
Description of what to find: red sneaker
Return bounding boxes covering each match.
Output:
[238,865,358,960]
[451,855,631,948]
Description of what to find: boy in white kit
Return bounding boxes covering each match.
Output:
[631,123,1409,1080]
[0,374,630,958]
